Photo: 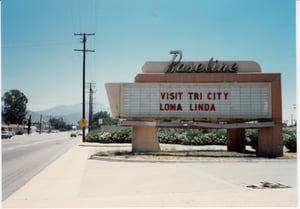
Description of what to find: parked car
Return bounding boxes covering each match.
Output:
[15,127,24,135]
[2,131,13,139]
[70,131,77,137]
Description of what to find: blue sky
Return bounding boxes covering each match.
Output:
[1,0,297,124]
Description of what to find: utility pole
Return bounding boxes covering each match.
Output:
[291,104,296,126]
[87,82,96,132]
[48,115,51,133]
[74,33,95,142]
[39,115,42,134]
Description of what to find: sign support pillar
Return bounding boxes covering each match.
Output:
[227,128,246,152]
[132,125,161,152]
[258,125,283,157]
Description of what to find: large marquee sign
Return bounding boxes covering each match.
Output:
[107,82,272,120]
[105,50,282,157]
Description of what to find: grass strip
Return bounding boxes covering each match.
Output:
[95,150,257,158]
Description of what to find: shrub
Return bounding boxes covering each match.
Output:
[157,129,227,146]
[201,133,215,145]
[86,128,132,143]
[282,128,295,136]
[158,129,183,144]
[284,133,297,152]
[111,129,132,143]
[246,129,258,150]
[186,130,203,140]
[215,129,227,145]
[185,130,202,145]
[86,129,102,142]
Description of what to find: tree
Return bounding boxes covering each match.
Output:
[2,89,28,125]
[49,117,68,130]
[91,111,117,129]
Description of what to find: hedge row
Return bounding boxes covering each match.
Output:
[158,129,227,145]
[87,128,132,143]
[86,128,296,152]
[87,129,230,146]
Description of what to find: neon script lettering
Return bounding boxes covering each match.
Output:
[166,50,238,73]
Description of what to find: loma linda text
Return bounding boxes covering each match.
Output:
[160,103,216,111]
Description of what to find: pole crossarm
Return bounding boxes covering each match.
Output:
[74,49,95,52]
[74,33,95,36]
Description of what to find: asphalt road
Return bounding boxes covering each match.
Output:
[2,132,80,200]
[2,141,297,207]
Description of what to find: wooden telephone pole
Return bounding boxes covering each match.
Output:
[74,33,95,142]
[87,82,96,132]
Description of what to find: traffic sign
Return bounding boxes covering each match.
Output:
[79,118,87,127]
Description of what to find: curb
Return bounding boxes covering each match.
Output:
[89,154,296,164]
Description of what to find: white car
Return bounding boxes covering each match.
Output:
[70,131,77,137]
[2,131,13,139]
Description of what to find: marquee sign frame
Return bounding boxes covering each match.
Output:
[108,82,272,121]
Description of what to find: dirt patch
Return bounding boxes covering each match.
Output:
[280,152,297,159]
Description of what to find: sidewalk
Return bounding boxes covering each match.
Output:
[3,143,298,208]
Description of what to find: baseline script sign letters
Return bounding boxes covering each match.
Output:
[166,50,238,73]
[142,50,261,74]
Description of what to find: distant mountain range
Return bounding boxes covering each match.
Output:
[28,103,110,124]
